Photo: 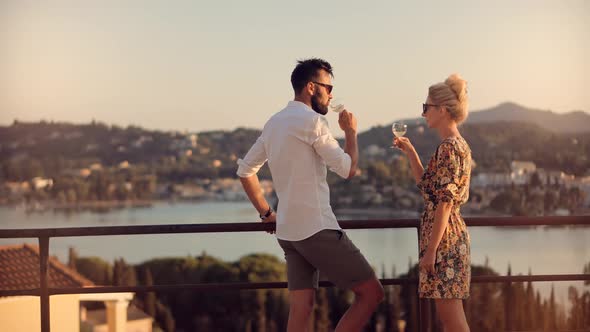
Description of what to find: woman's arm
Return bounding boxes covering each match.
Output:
[420,142,462,273]
[393,137,424,184]
[420,201,453,273]
[428,201,453,253]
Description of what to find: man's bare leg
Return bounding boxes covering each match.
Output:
[287,289,316,332]
[334,276,384,332]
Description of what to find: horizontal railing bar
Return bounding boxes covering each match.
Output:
[0,222,278,238]
[470,273,590,283]
[0,216,588,238]
[2,274,588,297]
[464,215,589,227]
[0,278,417,297]
[509,330,590,332]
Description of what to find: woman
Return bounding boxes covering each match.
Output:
[394,74,472,331]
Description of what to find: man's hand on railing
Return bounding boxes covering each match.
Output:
[261,212,276,234]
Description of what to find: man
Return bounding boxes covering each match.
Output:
[237,58,383,332]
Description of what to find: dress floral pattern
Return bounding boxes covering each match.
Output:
[418,137,471,299]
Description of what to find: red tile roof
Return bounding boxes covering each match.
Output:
[0,243,94,290]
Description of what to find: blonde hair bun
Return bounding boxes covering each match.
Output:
[444,73,468,104]
[428,73,469,124]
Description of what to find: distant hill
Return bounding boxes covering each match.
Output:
[1,102,589,180]
[357,120,590,175]
[397,102,589,134]
[466,102,590,133]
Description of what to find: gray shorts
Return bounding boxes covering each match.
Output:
[277,229,375,290]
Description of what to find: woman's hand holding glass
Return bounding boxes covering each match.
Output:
[392,136,415,156]
[390,122,407,149]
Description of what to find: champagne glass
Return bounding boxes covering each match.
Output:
[390,122,407,148]
[329,98,345,113]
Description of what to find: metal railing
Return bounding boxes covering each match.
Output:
[1,215,589,332]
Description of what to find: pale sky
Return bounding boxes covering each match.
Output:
[1,0,588,133]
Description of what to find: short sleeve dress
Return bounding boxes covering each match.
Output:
[417,136,472,299]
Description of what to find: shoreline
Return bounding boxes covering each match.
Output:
[1,198,254,214]
[335,207,421,218]
[2,201,587,220]
[7,200,155,213]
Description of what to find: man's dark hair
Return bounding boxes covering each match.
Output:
[290,58,333,94]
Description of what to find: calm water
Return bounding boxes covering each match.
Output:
[1,202,588,304]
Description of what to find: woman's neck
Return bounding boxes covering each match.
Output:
[437,122,460,140]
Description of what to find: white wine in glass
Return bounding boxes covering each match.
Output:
[329,98,345,113]
[390,122,407,149]
[392,122,407,137]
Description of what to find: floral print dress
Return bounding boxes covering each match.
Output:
[418,137,471,299]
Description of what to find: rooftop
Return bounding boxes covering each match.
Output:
[0,243,94,290]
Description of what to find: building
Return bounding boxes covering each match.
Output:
[31,177,54,191]
[510,161,537,185]
[471,172,512,188]
[0,244,152,332]
[81,300,153,332]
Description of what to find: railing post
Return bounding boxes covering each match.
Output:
[39,236,50,332]
[419,299,433,332]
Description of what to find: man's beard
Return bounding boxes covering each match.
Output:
[311,93,328,115]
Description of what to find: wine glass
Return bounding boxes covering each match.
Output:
[390,122,407,148]
[329,98,345,113]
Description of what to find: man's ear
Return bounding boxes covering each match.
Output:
[305,81,315,96]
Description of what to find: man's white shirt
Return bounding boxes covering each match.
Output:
[237,101,351,241]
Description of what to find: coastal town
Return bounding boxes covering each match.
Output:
[2,127,588,217]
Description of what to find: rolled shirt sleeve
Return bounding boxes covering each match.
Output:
[311,117,351,179]
[237,135,267,178]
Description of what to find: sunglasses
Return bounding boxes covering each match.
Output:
[312,81,333,94]
[422,103,442,115]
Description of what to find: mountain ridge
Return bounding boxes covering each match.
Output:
[394,102,589,134]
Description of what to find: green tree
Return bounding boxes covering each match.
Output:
[512,279,526,330]
[367,161,391,184]
[544,190,558,214]
[75,257,112,285]
[156,302,175,332]
[490,191,514,214]
[265,290,288,332]
[68,247,78,271]
[313,288,331,332]
[2,161,24,181]
[391,156,413,188]
[237,253,286,332]
[23,159,44,180]
[524,270,537,330]
[546,285,558,330]
[113,258,137,286]
[133,175,157,200]
[399,262,419,332]
[142,267,157,318]
[465,259,503,331]
[567,286,586,329]
[535,291,544,330]
[502,265,514,331]
[65,188,77,203]
[529,172,542,188]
